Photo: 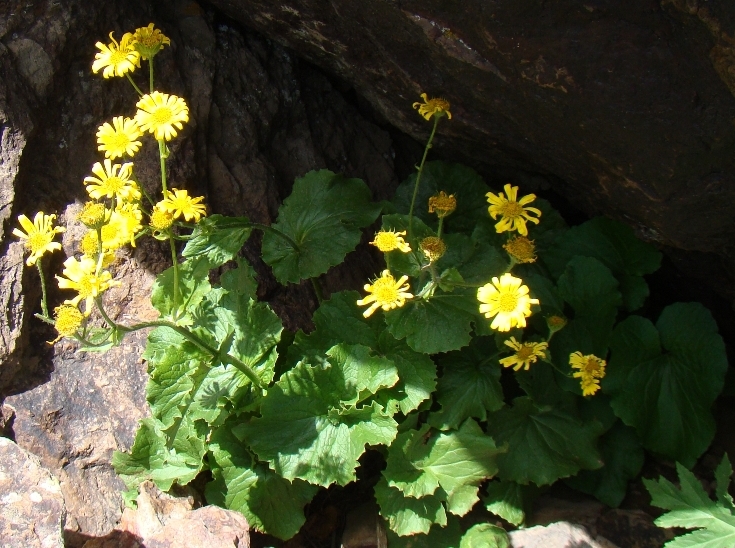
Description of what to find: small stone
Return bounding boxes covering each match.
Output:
[509,522,619,548]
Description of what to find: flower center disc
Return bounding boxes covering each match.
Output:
[153,107,173,124]
[104,176,124,192]
[498,293,519,312]
[500,202,524,218]
[109,50,127,65]
[28,233,51,252]
[516,347,534,360]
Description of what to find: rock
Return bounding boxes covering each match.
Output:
[509,522,618,548]
[0,436,65,548]
[203,0,735,301]
[80,481,249,548]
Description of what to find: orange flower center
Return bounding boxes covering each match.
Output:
[516,346,535,360]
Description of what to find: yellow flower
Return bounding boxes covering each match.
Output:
[79,231,115,266]
[12,212,65,266]
[53,304,84,338]
[419,236,446,262]
[503,236,536,264]
[56,256,119,313]
[569,352,607,396]
[149,203,174,231]
[108,202,144,247]
[96,117,142,159]
[133,23,171,60]
[159,188,206,222]
[499,337,548,371]
[134,92,189,141]
[370,230,411,253]
[84,159,140,202]
[486,184,542,237]
[92,32,140,78]
[477,273,539,332]
[357,270,413,318]
[428,191,457,218]
[78,202,108,229]
[413,93,452,121]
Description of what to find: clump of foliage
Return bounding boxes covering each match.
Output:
[13,25,730,547]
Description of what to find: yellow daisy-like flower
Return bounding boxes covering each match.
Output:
[84,159,140,202]
[78,202,108,229]
[499,337,548,371]
[413,93,452,121]
[428,191,457,218]
[12,212,65,266]
[56,256,119,313]
[159,188,206,222]
[419,236,446,262]
[477,273,539,332]
[92,32,140,78]
[357,270,413,318]
[133,23,171,60]
[79,231,115,266]
[96,116,143,159]
[53,304,84,338]
[134,91,189,141]
[149,203,174,231]
[370,230,411,253]
[108,202,144,247]
[569,352,606,396]
[486,184,542,237]
[503,236,537,264]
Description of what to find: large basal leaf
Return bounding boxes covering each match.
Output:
[549,256,621,388]
[182,214,252,269]
[459,524,510,548]
[565,420,645,507]
[606,303,727,467]
[206,423,317,540]
[437,233,507,285]
[483,480,525,526]
[392,161,491,234]
[488,397,604,486]
[261,169,382,283]
[385,293,477,354]
[375,477,447,536]
[236,344,399,486]
[429,337,504,431]
[151,256,211,320]
[543,217,662,311]
[383,420,503,516]
[112,416,207,492]
[385,516,463,548]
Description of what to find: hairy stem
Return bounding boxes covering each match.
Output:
[36,262,49,318]
[408,116,441,239]
[125,73,143,96]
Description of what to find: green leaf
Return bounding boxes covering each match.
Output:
[716,455,735,511]
[206,423,317,540]
[151,257,211,320]
[550,256,621,388]
[484,480,525,526]
[261,169,382,283]
[383,420,503,516]
[112,417,207,491]
[543,217,662,311]
[393,161,491,234]
[182,214,252,268]
[429,337,504,430]
[385,516,463,548]
[488,397,604,485]
[437,233,507,285]
[375,477,447,536]
[382,214,436,278]
[606,303,728,467]
[237,344,399,486]
[565,421,644,507]
[645,455,735,548]
[459,523,510,548]
[385,293,477,354]
[220,258,258,300]
[377,332,437,414]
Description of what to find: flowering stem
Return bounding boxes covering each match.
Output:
[94,297,118,330]
[158,140,168,193]
[169,236,180,320]
[408,116,440,239]
[311,278,324,304]
[125,73,144,97]
[437,217,445,238]
[250,223,300,251]
[36,262,49,318]
[149,58,154,93]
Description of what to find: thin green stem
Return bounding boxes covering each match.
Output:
[437,217,445,239]
[125,73,144,96]
[311,278,324,304]
[250,222,300,251]
[408,115,441,239]
[149,58,154,93]
[169,237,180,320]
[34,312,54,325]
[94,297,119,330]
[158,140,168,193]
[36,262,49,318]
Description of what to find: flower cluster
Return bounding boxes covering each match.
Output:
[570,352,607,396]
[13,24,207,342]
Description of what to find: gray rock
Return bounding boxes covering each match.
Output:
[510,522,619,548]
[0,436,65,548]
